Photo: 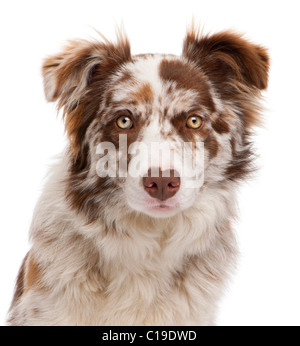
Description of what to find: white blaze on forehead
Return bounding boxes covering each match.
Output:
[112,54,171,104]
[134,116,182,174]
[130,55,164,91]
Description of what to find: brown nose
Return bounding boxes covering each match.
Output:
[143,168,180,201]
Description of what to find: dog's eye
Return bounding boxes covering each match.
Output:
[186,115,203,129]
[116,115,133,129]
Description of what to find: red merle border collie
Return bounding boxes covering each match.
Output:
[8,26,269,325]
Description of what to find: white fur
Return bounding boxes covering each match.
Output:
[8,155,237,325]
[8,51,242,326]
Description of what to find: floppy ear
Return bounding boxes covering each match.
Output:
[42,36,131,162]
[42,37,131,105]
[182,29,269,92]
[42,40,100,103]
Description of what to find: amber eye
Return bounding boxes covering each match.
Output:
[116,115,133,129]
[186,115,203,129]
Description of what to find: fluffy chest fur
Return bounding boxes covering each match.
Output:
[7,26,269,326]
[9,162,236,325]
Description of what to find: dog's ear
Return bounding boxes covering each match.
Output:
[42,36,131,162]
[42,37,131,104]
[182,29,269,92]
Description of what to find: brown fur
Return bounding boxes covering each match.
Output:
[159,58,216,112]
[24,253,43,294]
[182,29,269,129]
[8,27,269,326]
[212,116,230,134]
[43,38,132,159]
[10,253,28,309]
[182,30,269,90]
[130,83,154,104]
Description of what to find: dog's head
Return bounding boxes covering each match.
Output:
[42,28,269,222]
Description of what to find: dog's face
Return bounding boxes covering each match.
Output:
[43,30,269,222]
[95,55,213,218]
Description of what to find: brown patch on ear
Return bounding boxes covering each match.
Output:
[182,28,269,130]
[130,83,153,103]
[42,36,132,161]
[42,36,131,102]
[182,29,270,91]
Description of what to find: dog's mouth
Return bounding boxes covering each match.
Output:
[142,200,181,217]
[154,203,177,210]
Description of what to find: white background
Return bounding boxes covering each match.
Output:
[1,0,300,326]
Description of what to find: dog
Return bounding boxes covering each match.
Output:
[7,26,269,325]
